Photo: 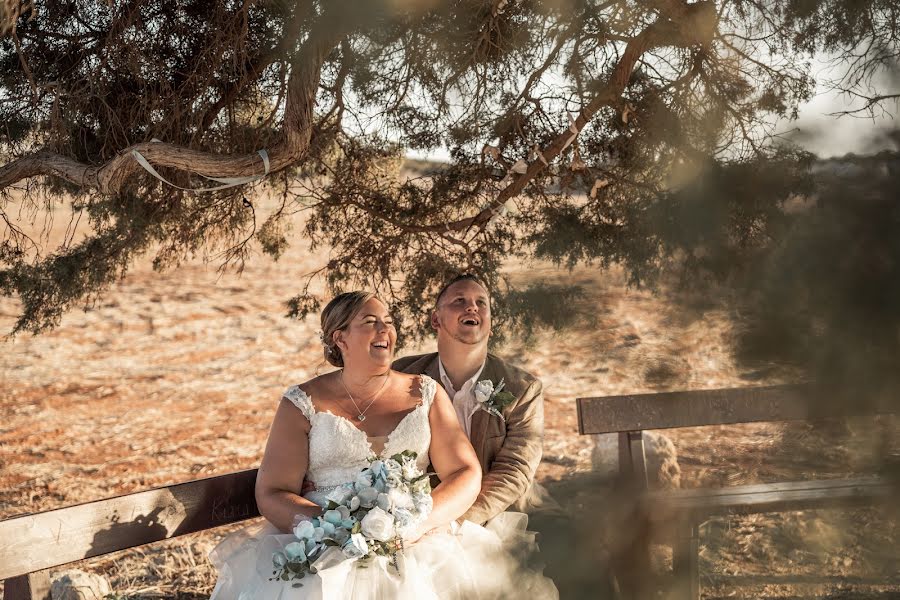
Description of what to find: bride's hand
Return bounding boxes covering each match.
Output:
[402,524,428,545]
[403,522,453,544]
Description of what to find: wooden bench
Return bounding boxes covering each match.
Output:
[0,469,260,599]
[576,383,897,600]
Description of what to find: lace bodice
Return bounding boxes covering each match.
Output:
[282,376,436,488]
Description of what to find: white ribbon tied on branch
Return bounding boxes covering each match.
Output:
[506,111,581,178]
[131,139,270,192]
[561,111,580,151]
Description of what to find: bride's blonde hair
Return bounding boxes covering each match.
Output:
[320,291,377,367]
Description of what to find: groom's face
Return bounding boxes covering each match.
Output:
[431,279,491,346]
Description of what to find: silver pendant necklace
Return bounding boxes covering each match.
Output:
[340,370,389,421]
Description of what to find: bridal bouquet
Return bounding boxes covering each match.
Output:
[271,450,433,583]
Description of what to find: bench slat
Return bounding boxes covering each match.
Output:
[643,477,893,520]
[577,383,894,434]
[702,574,900,586]
[0,469,259,580]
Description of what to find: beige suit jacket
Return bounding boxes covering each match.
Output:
[393,352,551,525]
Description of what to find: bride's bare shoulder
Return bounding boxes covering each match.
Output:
[297,370,341,394]
[391,370,422,389]
[281,371,341,412]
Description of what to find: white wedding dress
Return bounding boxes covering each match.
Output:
[209,375,558,599]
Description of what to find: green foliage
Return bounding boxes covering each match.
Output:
[500,282,587,341]
[733,156,900,398]
[2,0,900,391]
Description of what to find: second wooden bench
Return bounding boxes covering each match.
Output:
[576,383,897,600]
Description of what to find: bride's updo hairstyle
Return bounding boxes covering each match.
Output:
[320,291,377,368]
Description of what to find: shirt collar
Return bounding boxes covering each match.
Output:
[437,357,486,398]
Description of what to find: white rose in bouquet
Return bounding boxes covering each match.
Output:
[388,487,413,510]
[360,506,396,542]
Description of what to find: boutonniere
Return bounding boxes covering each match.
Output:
[473,379,516,420]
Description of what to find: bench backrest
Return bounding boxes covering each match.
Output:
[0,469,259,590]
[576,383,896,487]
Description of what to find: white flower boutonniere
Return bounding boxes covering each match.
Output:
[473,378,517,420]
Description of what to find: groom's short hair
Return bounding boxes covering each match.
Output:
[435,273,490,307]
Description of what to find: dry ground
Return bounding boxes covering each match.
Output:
[1,195,897,599]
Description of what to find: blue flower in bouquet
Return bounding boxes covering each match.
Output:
[382,458,403,487]
[314,520,336,541]
[293,520,315,540]
[284,541,307,563]
[369,460,393,492]
[356,485,379,508]
[356,468,374,489]
[392,507,414,533]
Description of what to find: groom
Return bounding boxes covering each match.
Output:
[393,274,552,525]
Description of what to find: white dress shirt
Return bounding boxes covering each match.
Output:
[437,358,486,439]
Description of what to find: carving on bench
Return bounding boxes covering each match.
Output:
[211,493,254,523]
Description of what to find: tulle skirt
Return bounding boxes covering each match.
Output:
[209,511,559,600]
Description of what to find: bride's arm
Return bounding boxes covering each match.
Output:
[413,385,482,538]
[255,399,323,532]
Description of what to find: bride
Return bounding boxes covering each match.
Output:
[209,291,558,599]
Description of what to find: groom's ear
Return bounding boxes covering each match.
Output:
[430,310,440,331]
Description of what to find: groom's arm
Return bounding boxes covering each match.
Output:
[460,379,544,525]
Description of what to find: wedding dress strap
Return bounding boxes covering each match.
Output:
[419,375,437,409]
[283,385,315,421]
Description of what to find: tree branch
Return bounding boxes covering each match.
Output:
[416,0,718,234]
[0,1,361,195]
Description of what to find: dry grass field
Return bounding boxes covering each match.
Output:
[1,193,897,599]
